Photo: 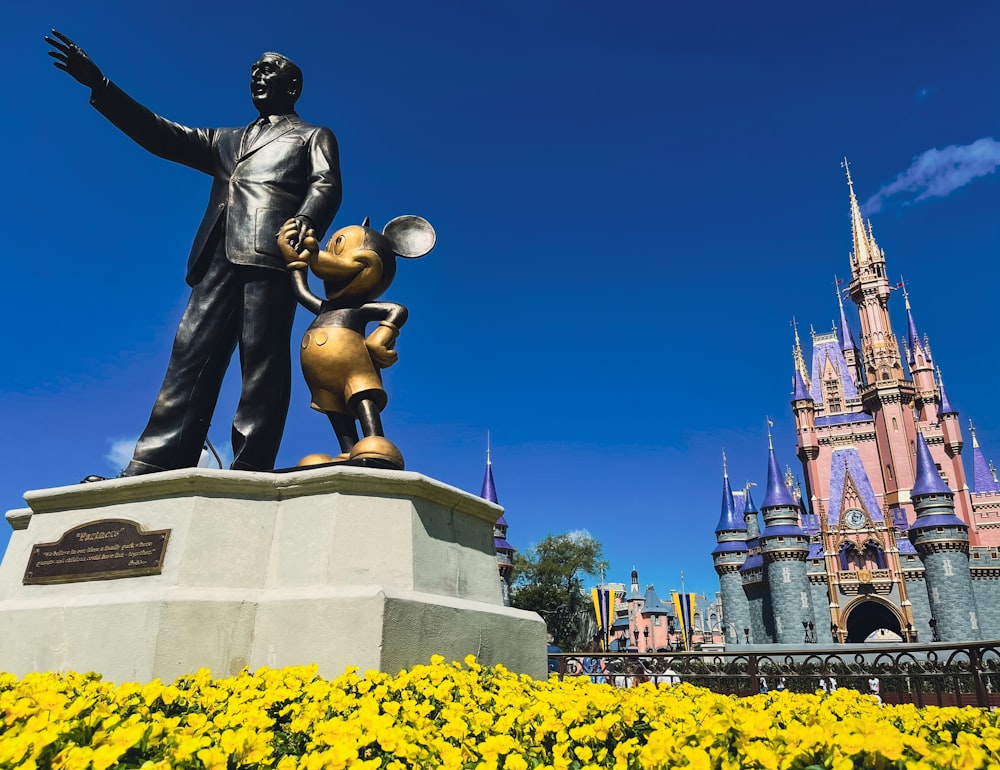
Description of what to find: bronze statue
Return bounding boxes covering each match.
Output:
[277,215,435,469]
[45,31,342,475]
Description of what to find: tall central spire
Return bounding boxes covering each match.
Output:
[845,159,876,272]
[843,160,903,384]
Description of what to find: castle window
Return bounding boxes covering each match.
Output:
[824,377,843,413]
[886,464,894,481]
[974,553,981,560]
[892,417,898,431]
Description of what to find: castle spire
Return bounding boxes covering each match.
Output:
[843,161,904,389]
[715,452,743,532]
[900,280,931,366]
[791,320,813,402]
[762,441,797,509]
[835,276,858,352]
[938,369,957,416]
[970,420,1000,494]
[792,318,810,385]
[845,159,875,272]
[911,430,951,497]
[480,433,498,504]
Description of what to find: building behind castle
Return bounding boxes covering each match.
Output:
[713,164,1000,645]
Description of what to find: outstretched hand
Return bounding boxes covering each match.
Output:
[277,218,318,269]
[45,30,103,90]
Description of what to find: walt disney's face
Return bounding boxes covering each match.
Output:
[250,54,297,114]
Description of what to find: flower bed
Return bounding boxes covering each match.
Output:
[1,655,997,769]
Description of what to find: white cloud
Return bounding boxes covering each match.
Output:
[106,437,137,473]
[862,137,1000,215]
[105,437,233,473]
[564,528,595,543]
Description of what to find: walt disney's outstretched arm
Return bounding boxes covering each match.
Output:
[45,30,215,174]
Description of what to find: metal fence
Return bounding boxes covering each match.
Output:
[550,639,1000,708]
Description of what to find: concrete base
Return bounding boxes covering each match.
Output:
[0,466,546,682]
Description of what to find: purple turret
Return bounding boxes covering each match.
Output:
[762,443,797,510]
[905,302,925,364]
[970,422,1000,494]
[792,367,811,403]
[480,438,513,605]
[758,436,813,644]
[836,281,858,352]
[938,371,958,416]
[911,431,951,497]
[714,457,744,532]
[481,445,498,504]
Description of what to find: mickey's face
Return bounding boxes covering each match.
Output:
[313,225,385,302]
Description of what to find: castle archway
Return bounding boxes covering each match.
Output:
[842,598,902,643]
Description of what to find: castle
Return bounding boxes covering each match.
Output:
[481,443,515,606]
[713,164,1000,646]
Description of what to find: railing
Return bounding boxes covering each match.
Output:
[551,639,1000,708]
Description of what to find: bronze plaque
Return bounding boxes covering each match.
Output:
[24,519,170,585]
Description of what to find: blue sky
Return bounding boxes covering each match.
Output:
[2,0,998,604]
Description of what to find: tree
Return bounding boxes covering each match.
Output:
[510,531,608,650]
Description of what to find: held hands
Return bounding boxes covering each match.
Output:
[277,218,318,269]
[366,323,399,368]
[45,30,104,90]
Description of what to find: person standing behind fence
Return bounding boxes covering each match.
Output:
[868,676,882,704]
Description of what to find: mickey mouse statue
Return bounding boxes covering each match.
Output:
[277,214,435,469]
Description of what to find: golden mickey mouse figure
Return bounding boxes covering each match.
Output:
[277,214,435,469]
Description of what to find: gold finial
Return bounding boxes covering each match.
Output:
[486,430,492,465]
[899,277,910,309]
[969,418,979,449]
[791,318,810,383]
[722,449,728,478]
[866,219,880,250]
[767,417,774,450]
[842,157,853,191]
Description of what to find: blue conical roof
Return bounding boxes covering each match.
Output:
[715,472,744,532]
[762,446,796,509]
[838,295,857,351]
[971,425,1000,494]
[744,486,758,513]
[792,367,812,403]
[902,292,933,367]
[938,378,957,416]
[480,457,498,504]
[911,432,951,497]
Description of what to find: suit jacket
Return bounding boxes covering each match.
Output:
[91,80,342,285]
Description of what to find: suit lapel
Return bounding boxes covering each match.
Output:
[238,116,300,162]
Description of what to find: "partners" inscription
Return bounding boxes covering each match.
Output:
[24,520,170,584]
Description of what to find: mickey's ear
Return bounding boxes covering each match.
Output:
[382,215,436,258]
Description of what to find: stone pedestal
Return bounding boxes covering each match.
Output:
[0,466,546,682]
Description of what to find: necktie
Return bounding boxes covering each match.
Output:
[244,117,268,151]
